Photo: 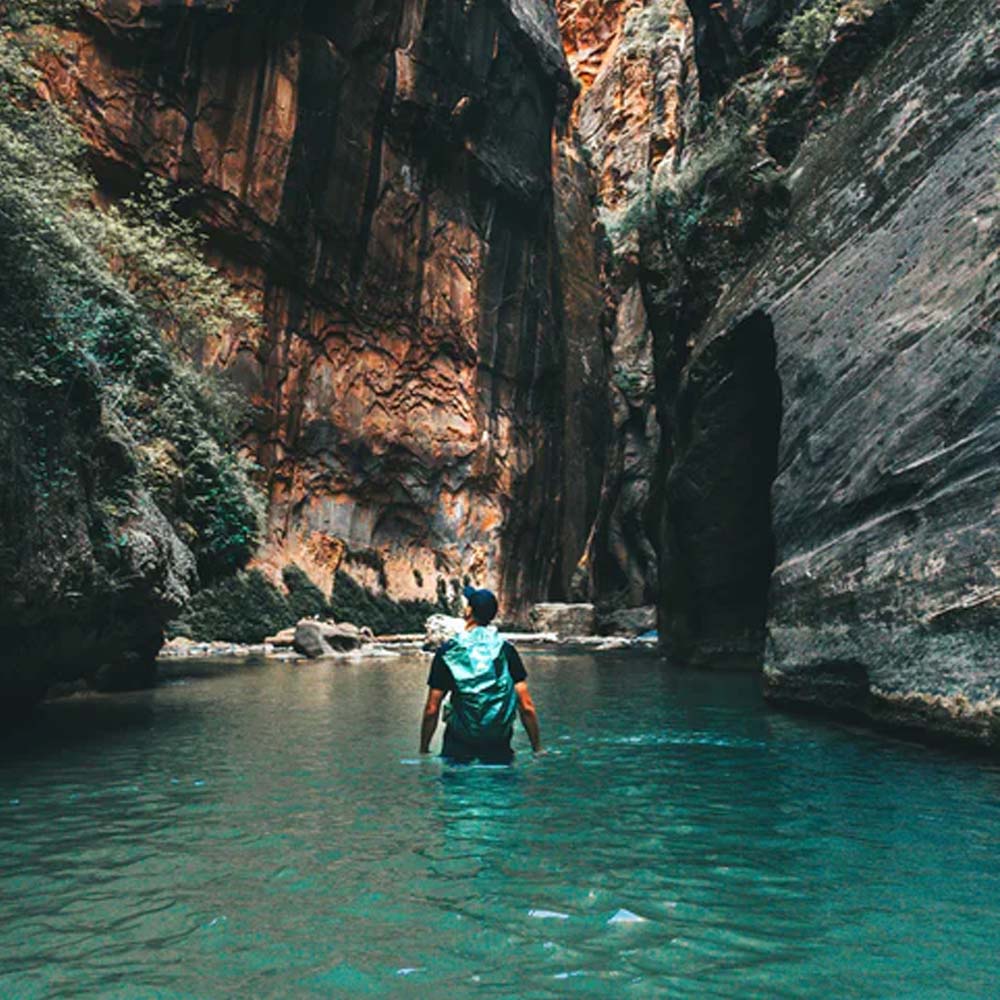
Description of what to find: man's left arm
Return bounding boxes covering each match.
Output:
[514,682,542,752]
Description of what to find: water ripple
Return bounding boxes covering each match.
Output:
[1,654,998,998]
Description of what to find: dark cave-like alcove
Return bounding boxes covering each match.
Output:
[661,309,782,668]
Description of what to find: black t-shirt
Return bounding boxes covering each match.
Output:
[426,639,527,693]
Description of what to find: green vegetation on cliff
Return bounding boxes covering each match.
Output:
[328,571,449,636]
[0,6,261,693]
[168,564,453,643]
[167,570,294,645]
[778,0,841,65]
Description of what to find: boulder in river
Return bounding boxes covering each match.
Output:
[293,620,369,659]
[424,614,466,648]
[597,606,656,636]
[264,627,297,648]
[528,603,596,637]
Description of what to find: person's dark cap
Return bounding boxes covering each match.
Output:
[463,584,498,625]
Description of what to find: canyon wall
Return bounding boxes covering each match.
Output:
[41,0,608,613]
[559,0,998,745]
[638,0,998,743]
[751,0,997,745]
[9,0,997,745]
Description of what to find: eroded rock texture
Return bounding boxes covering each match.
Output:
[19,0,997,749]
[683,0,805,100]
[553,0,693,605]
[758,2,998,745]
[642,0,999,744]
[43,0,606,612]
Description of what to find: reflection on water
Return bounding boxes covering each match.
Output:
[1,653,998,998]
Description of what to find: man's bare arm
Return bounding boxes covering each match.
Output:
[514,681,542,752]
[420,688,445,753]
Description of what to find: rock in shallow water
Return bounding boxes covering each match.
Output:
[644,0,1000,744]
[264,627,296,648]
[596,606,657,636]
[293,620,369,659]
[424,615,466,648]
[529,603,597,637]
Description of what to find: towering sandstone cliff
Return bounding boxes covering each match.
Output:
[557,0,998,744]
[39,0,608,611]
[553,0,693,606]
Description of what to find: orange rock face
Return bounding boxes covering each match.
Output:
[557,0,690,221]
[557,0,646,89]
[39,0,605,611]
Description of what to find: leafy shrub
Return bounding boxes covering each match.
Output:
[99,175,256,353]
[283,564,329,621]
[167,570,293,644]
[168,563,456,641]
[329,571,449,635]
[182,441,260,580]
[778,0,841,66]
[0,6,261,595]
[600,191,655,248]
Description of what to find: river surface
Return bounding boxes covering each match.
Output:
[1,651,998,998]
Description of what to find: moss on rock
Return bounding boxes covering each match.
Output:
[167,563,452,642]
[0,10,261,698]
[328,571,449,635]
[167,570,292,645]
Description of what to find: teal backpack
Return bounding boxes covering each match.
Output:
[442,626,518,744]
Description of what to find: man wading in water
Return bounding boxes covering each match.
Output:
[420,585,542,763]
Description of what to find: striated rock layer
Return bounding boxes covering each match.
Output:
[42,0,607,613]
[639,0,999,745]
[20,0,998,750]
[755,1,998,746]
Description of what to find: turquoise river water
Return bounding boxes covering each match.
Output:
[1,651,998,998]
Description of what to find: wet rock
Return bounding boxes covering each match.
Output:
[264,627,297,648]
[642,0,1000,743]
[597,606,657,636]
[658,311,782,668]
[529,603,596,637]
[160,636,197,657]
[293,620,368,659]
[92,649,159,693]
[558,635,632,650]
[424,615,466,648]
[501,631,560,644]
[158,638,273,659]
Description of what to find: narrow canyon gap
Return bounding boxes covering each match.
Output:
[660,310,781,669]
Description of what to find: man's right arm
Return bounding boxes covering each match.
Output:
[514,681,542,753]
[420,687,445,754]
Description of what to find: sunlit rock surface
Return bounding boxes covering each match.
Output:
[42,0,609,612]
[19,0,998,748]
